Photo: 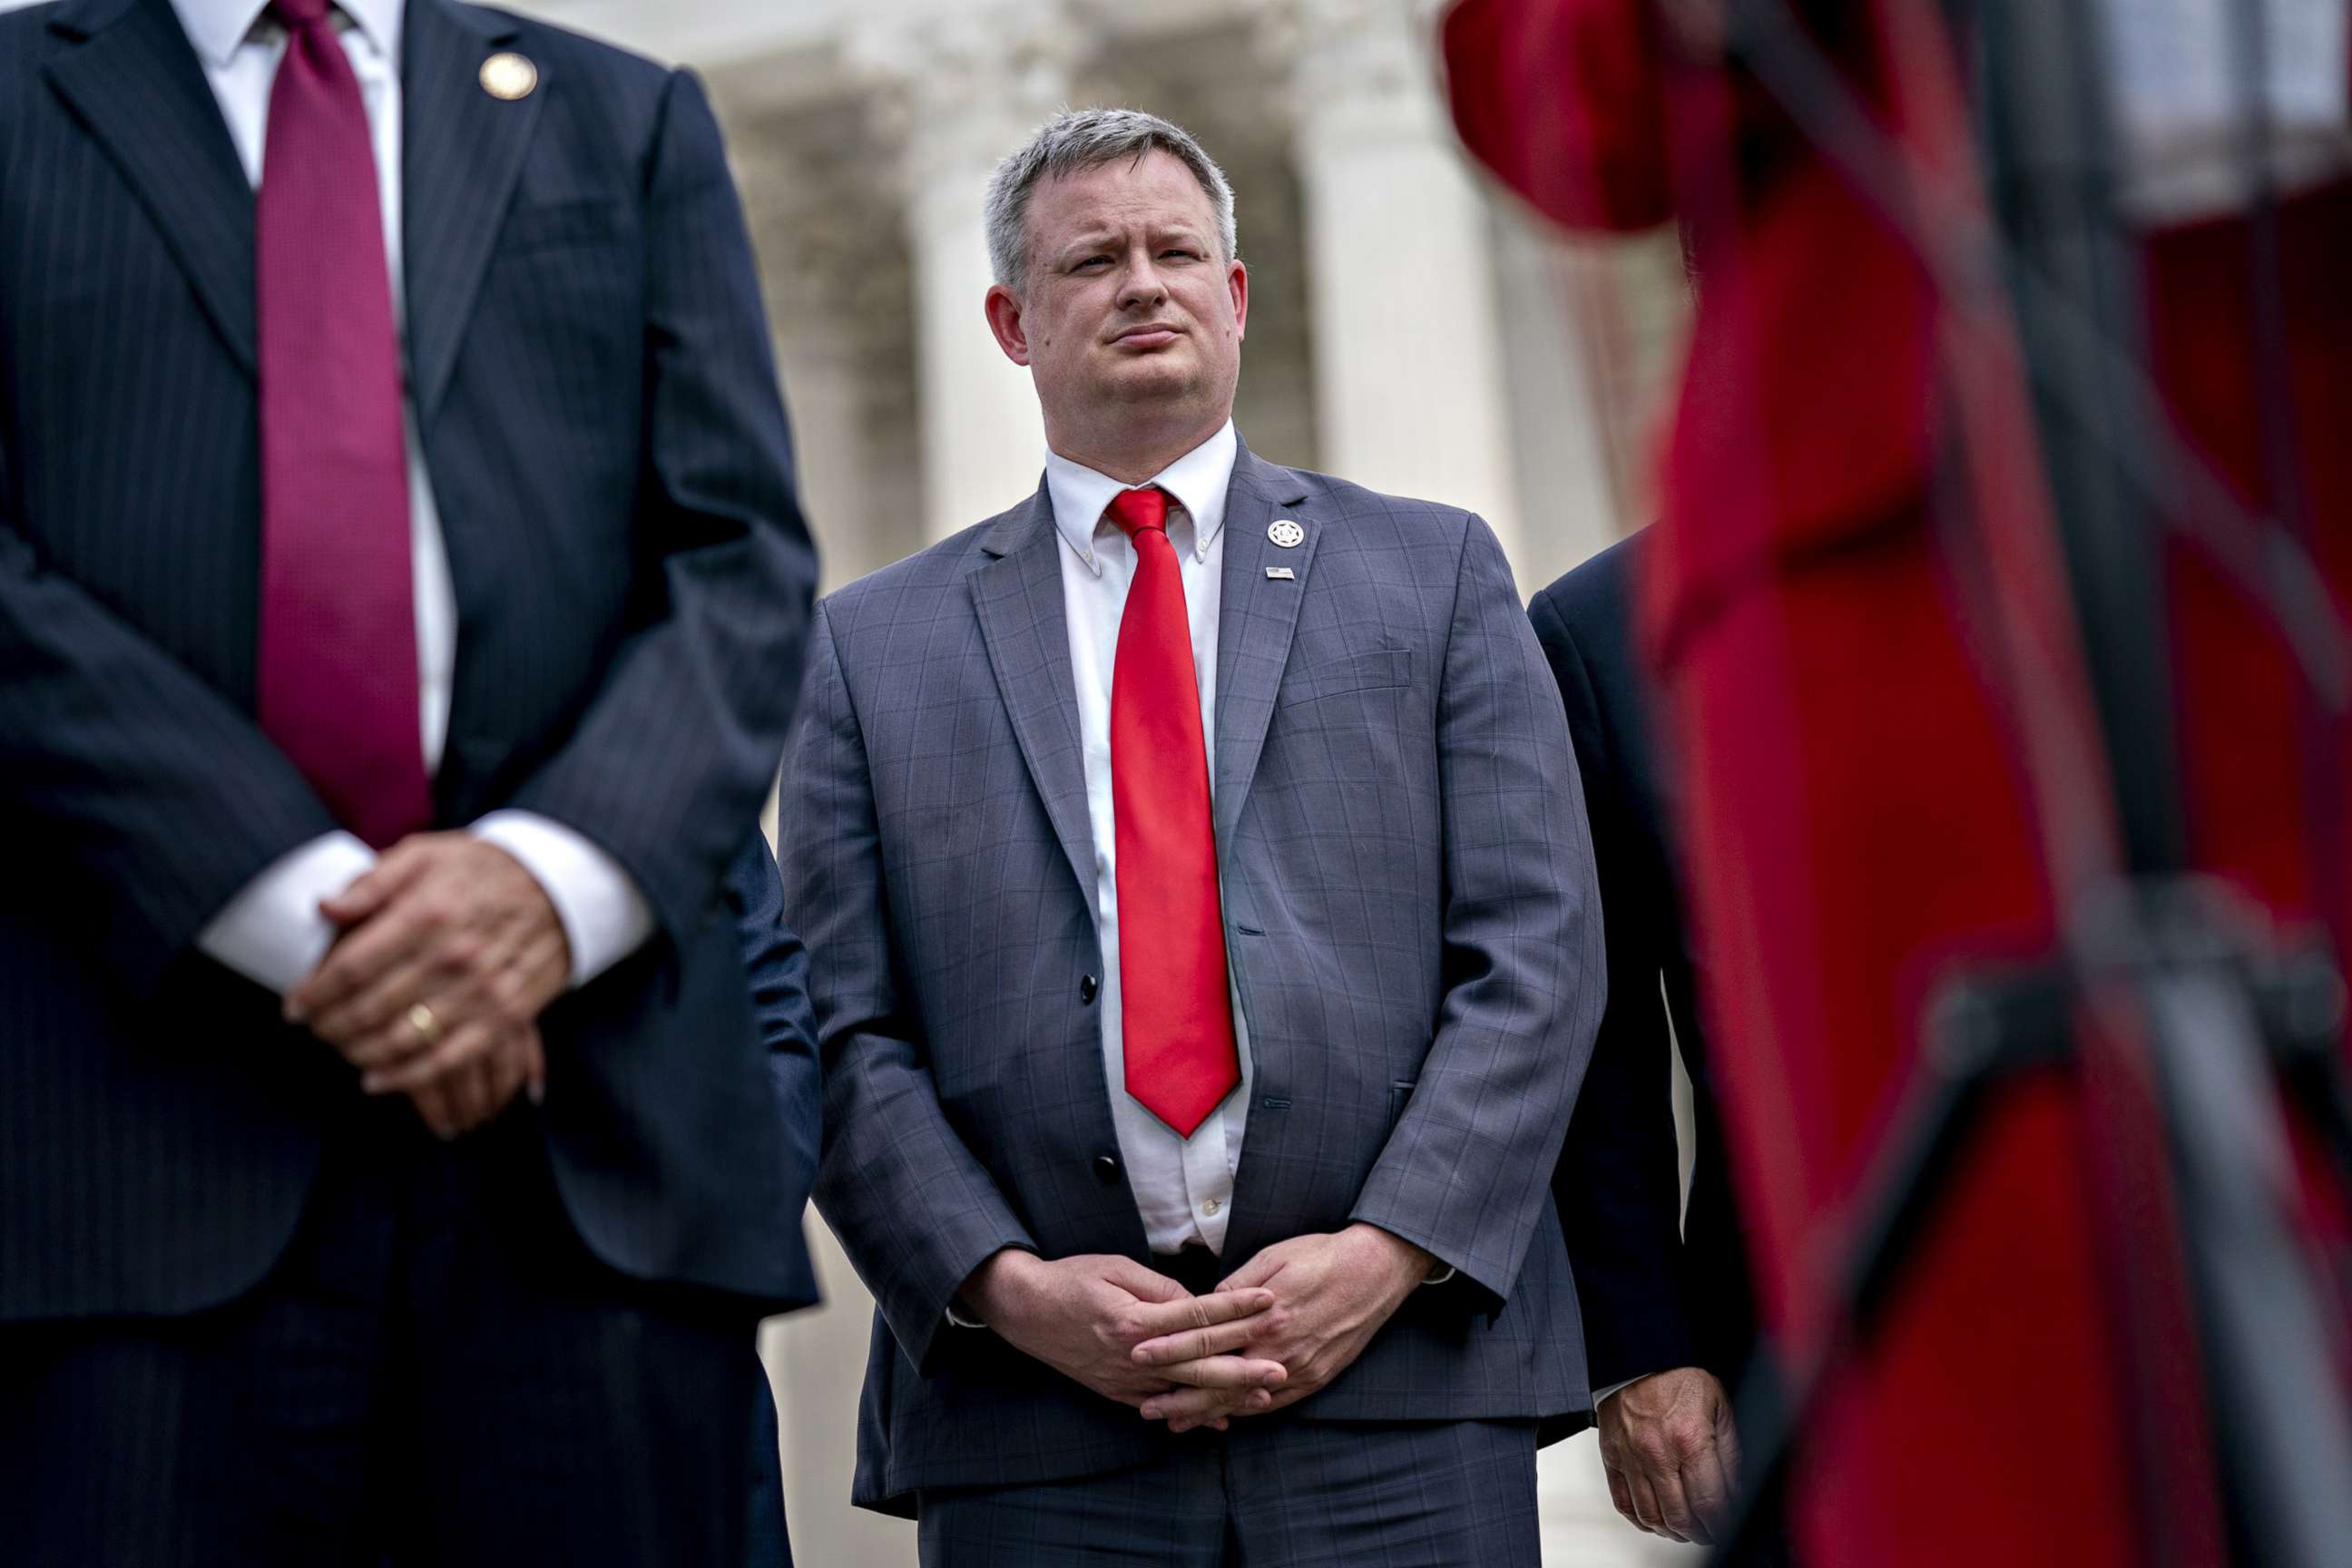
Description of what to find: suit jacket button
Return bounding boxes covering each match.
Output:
[1078,974,1100,1004]
[1093,1153,1122,1187]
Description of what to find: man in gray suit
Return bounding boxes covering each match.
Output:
[780,108,1604,1564]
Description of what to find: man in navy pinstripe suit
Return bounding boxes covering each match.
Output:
[0,0,819,1561]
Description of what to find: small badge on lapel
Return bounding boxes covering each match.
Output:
[1269,519,1305,549]
[1266,566,1296,581]
[479,53,538,102]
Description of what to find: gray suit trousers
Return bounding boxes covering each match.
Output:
[915,1417,1541,1568]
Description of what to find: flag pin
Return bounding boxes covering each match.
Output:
[1267,566,1296,581]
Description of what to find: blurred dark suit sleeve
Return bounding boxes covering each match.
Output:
[1529,555,1701,1392]
[728,828,822,1310]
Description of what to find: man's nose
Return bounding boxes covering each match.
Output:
[1118,253,1168,309]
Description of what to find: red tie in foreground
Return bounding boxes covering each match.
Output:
[1106,486,1241,1137]
[253,0,433,848]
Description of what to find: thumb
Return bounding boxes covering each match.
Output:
[320,841,430,927]
[1215,1250,1284,1293]
[1099,1257,1189,1304]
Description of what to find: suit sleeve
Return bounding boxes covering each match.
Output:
[1348,517,1606,1310]
[728,828,822,1224]
[783,603,1036,1374]
[505,68,818,957]
[0,445,342,996]
[1441,0,1676,232]
[1530,583,1700,1390]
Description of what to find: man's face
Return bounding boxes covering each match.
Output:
[988,150,1248,448]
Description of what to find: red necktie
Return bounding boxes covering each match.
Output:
[1106,486,1240,1137]
[253,0,432,848]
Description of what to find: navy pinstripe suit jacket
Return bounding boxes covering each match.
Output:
[0,0,819,1318]
[782,446,1607,1512]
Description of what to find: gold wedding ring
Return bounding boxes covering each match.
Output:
[407,1002,443,1046]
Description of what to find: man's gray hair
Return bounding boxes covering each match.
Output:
[984,108,1239,289]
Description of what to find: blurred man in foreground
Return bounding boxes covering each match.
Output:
[0,0,818,1559]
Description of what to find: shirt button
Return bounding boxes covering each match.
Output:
[1201,1198,1220,1217]
[1078,974,1100,1004]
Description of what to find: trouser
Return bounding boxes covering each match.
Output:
[1,1099,764,1568]
[916,1415,1541,1567]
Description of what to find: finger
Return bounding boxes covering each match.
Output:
[1126,1287,1276,1345]
[1681,1437,1732,1544]
[318,838,438,927]
[1604,1460,1639,1528]
[475,1043,529,1132]
[305,952,447,1052]
[1140,1386,1250,1424]
[442,1056,495,1135]
[1132,1311,1274,1367]
[407,1080,458,1142]
[1627,1475,1683,1542]
[288,897,437,1024]
[1714,1406,1741,1492]
[1627,1469,1669,1538]
[362,1020,498,1095]
[1152,1355,1288,1391]
[1651,1465,1700,1544]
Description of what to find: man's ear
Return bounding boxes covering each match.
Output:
[985,283,1032,367]
[1228,260,1249,340]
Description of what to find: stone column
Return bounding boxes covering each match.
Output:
[1283,0,1526,577]
[856,10,1073,543]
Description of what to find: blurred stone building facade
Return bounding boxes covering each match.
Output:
[513,1,1693,1560]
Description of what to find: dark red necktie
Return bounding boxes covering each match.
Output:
[1106,486,1240,1136]
[253,0,431,848]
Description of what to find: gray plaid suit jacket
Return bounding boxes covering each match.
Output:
[780,440,1606,1513]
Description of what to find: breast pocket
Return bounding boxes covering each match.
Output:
[1277,646,1415,710]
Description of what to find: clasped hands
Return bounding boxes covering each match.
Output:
[961,1223,1435,1435]
[283,833,572,1140]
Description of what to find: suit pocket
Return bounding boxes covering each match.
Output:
[1387,1078,1417,1131]
[497,197,630,255]
[1278,646,1414,709]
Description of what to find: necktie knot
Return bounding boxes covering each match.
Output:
[1105,486,1171,540]
[270,0,334,32]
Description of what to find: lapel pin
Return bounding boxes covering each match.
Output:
[480,52,538,102]
[1268,519,1305,549]
[1266,566,1296,581]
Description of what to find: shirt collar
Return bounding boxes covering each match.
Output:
[1044,420,1240,575]
[172,0,404,68]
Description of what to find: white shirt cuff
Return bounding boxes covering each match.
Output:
[196,832,378,995]
[1593,1377,1639,1406]
[470,810,655,987]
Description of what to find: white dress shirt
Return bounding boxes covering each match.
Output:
[1046,422,1253,1257]
[176,0,653,995]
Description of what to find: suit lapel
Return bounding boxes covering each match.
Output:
[1211,446,1318,852]
[401,0,537,427]
[43,0,259,377]
[969,486,1101,923]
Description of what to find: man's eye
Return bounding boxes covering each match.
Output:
[1161,250,1200,262]
[1074,257,1112,270]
